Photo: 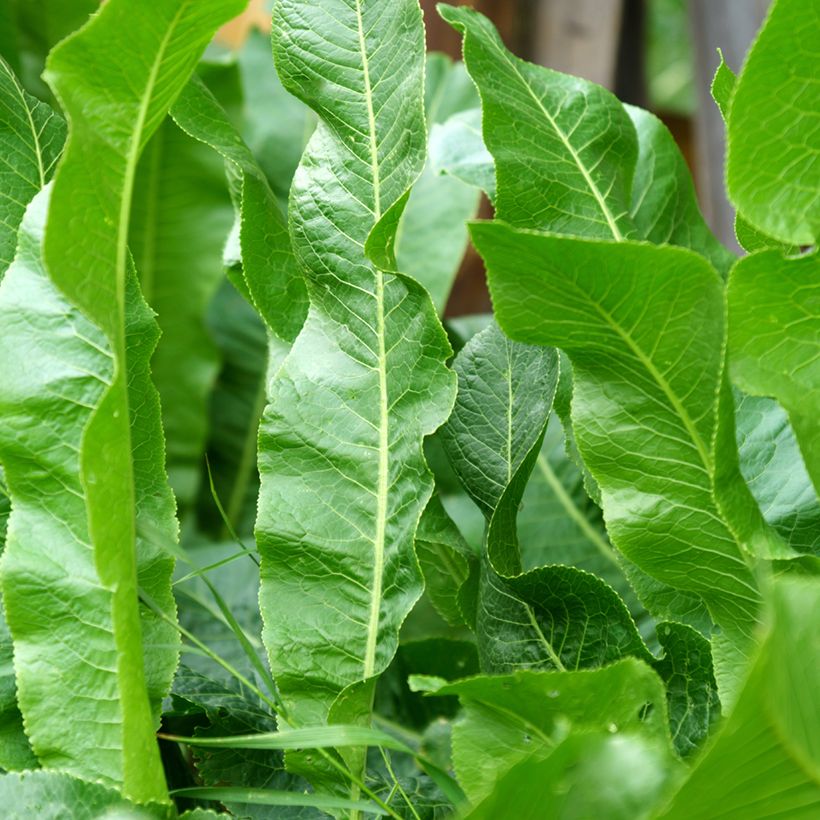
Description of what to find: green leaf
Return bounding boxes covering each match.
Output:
[236,29,315,208]
[473,224,774,700]
[375,638,479,732]
[709,52,798,256]
[0,770,170,819]
[435,318,715,752]
[130,115,235,507]
[653,622,721,758]
[171,75,307,343]
[462,731,677,820]
[439,3,638,240]
[395,54,481,313]
[0,57,64,275]
[625,104,733,277]
[256,0,455,726]
[710,49,735,121]
[429,658,671,805]
[736,394,820,554]
[171,666,320,820]
[440,321,558,523]
[415,494,474,627]
[518,415,646,619]
[429,108,495,201]
[728,249,820,494]
[172,665,280,785]
[33,0,245,801]
[0,470,34,772]
[0,189,178,794]
[659,577,820,818]
[726,0,820,245]
[166,724,415,754]
[171,786,385,815]
[2,0,98,102]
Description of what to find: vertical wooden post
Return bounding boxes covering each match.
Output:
[531,0,625,89]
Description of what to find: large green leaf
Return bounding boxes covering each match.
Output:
[439,4,637,240]
[728,249,820,495]
[473,225,776,700]
[659,577,820,818]
[257,0,455,727]
[423,658,671,806]
[441,321,558,523]
[0,57,64,275]
[414,494,474,627]
[130,116,235,507]
[0,190,178,794]
[171,75,307,343]
[395,54,481,313]
[726,0,820,245]
[33,0,245,801]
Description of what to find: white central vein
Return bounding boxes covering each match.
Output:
[489,37,624,241]
[356,0,387,680]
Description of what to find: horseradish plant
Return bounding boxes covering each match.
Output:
[0,0,816,816]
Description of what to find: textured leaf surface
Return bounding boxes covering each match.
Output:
[257,0,455,726]
[0,57,64,275]
[0,63,46,761]
[660,577,820,818]
[440,4,637,240]
[0,190,180,793]
[726,0,820,245]
[441,322,558,521]
[35,0,244,800]
[0,771,168,820]
[474,225,773,697]
[430,659,670,805]
[130,116,234,505]
[728,250,820,494]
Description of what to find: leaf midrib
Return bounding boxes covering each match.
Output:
[355,0,388,681]
[3,63,48,188]
[484,33,625,241]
